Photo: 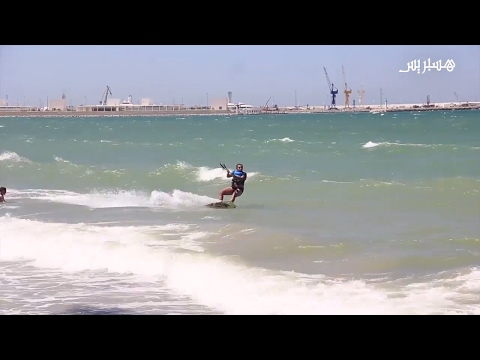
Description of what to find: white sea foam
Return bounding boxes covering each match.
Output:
[265,137,295,143]
[1,214,479,315]
[362,141,464,149]
[362,141,382,148]
[13,188,218,209]
[197,164,258,181]
[0,151,31,163]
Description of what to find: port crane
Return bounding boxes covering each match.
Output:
[261,97,279,112]
[262,96,271,111]
[342,65,352,109]
[323,67,338,109]
[99,86,112,105]
[454,91,460,105]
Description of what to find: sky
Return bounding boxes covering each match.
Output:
[0,45,478,107]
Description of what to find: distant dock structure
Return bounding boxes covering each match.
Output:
[0,96,36,111]
[77,86,184,112]
[2,87,478,116]
[77,99,184,112]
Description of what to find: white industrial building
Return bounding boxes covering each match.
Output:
[210,92,253,111]
[77,96,183,112]
[140,98,153,105]
[0,97,37,111]
[209,97,228,110]
[76,87,184,112]
[48,99,67,110]
[0,105,38,111]
[77,104,184,112]
[47,92,68,110]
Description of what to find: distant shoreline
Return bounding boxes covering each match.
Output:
[0,105,478,118]
[0,109,231,118]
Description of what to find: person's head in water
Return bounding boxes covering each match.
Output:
[0,187,6,196]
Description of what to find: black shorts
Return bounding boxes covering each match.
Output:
[232,184,244,195]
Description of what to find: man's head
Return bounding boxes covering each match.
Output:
[0,187,6,195]
[236,163,244,171]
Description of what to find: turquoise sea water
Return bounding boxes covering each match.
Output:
[1,110,479,314]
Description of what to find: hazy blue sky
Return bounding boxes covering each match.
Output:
[0,45,478,107]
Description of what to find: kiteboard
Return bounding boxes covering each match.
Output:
[206,201,237,209]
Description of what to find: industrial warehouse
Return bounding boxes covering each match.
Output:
[76,86,183,112]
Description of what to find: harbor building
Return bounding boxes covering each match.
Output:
[76,87,185,112]
[0,105,38,111]
[76,103,184,112]
[209,97,228,110]
[0,96,37,111]
[48,93,68,111]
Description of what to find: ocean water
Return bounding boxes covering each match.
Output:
[0,110,479,315]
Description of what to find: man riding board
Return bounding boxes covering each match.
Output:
[219,163,247,203]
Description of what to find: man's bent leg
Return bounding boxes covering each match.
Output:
[230,189,243,202]
[220,187,234,201]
